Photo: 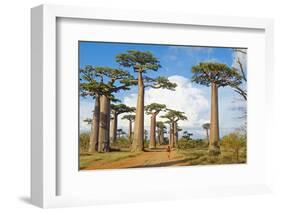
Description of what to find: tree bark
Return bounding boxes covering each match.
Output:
[160,129,164,145]
[209,82,220,155]
[173,122,177,147]
[149,113,156,149]
[111,111,118,143]
[128,120,132,143]
[169,124,174,148]
[98,95,111,152]
[131,72,144,152]
[157,128,161,146]
[110,118,114,143]
[205,129,209,145]
[88,95,100,153]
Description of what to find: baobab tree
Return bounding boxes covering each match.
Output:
[145,103,166,149]
[192,62,242,155]
[80,65,110,153]
[116,50,177,152]
[97,67,135,152]
[202,123,210,145]
[182,130,193,141]
[161,110,187,148]
[122,114,135,143]
[81,66,135,153]
[156,121,166,145]
[111,104,135,143]
[164,120,173,147]
[117,128,126,138]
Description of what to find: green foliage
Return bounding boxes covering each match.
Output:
[116,50,177,91]
[80,65,136,100]
[182,130,193,140]
[161,109,187,122]
[83,118,92,125]
[156,121,166,130]
[145,103,166,115]
[111,104,135,115]
[116,50,161,72]
[79,132,90,153]
[191,62,242,87]
[202,123,210,130]
[177,139,207,149]
[144,76,177,90]
[111,137,131,149]
[122,114,135,121]
[221,132,246,161]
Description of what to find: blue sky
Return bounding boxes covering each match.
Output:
[79,41,247,138]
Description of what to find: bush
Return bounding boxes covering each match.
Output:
[111,137,131,149]
[79,132,90,153]
[177,139,208,150]
[221,132,246,161]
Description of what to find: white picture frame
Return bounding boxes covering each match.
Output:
[31,4,274,208]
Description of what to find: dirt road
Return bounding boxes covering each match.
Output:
[84,146,192,170]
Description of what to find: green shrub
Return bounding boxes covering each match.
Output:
[177,139,208,150]
[111,137,131,149]
[221,132,246,161]
[79,132,90,153]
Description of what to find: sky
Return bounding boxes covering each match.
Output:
[79,41,247,138]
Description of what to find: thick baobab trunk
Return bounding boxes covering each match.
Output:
[88,95,100,153]
[111,111,118,143]
[128,120,132,143]
[98,95,111,152]
[209,82,220,155]
[132,72,144,152]
[157,128,161,146]
[110,118,114,143]
[173,122,177,148]
[205,129,209,145]
[149,113,156,149]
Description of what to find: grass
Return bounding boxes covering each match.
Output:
[79,151,141,169]
[176,147,246,166]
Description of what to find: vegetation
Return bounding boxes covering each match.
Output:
[202,123,210,144]
[111,104,135,143]
[161,109,187,148]
[192,62,242,155]
[116,50,177,152]
[221,132,246,162]
[79,47,247,170]
[121,114,135,143]
[145,103,166,148]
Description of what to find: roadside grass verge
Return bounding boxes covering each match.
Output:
[79,151,141,170]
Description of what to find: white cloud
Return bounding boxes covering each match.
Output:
[80,99,94,132]
[122,75,210,136]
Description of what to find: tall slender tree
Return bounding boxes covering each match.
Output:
[202,123,210,145]
[192,62,242,155]
[111,104,135,143]
[161,110,187,148]
[145,103,166,149]
[116,50,177,152]
[156,121,166,145]
[122,114,135,143]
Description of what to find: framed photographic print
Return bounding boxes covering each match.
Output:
[31,4,274,208]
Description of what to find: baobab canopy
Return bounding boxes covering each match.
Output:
[116,50,161,72]
[191,62,242,88]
